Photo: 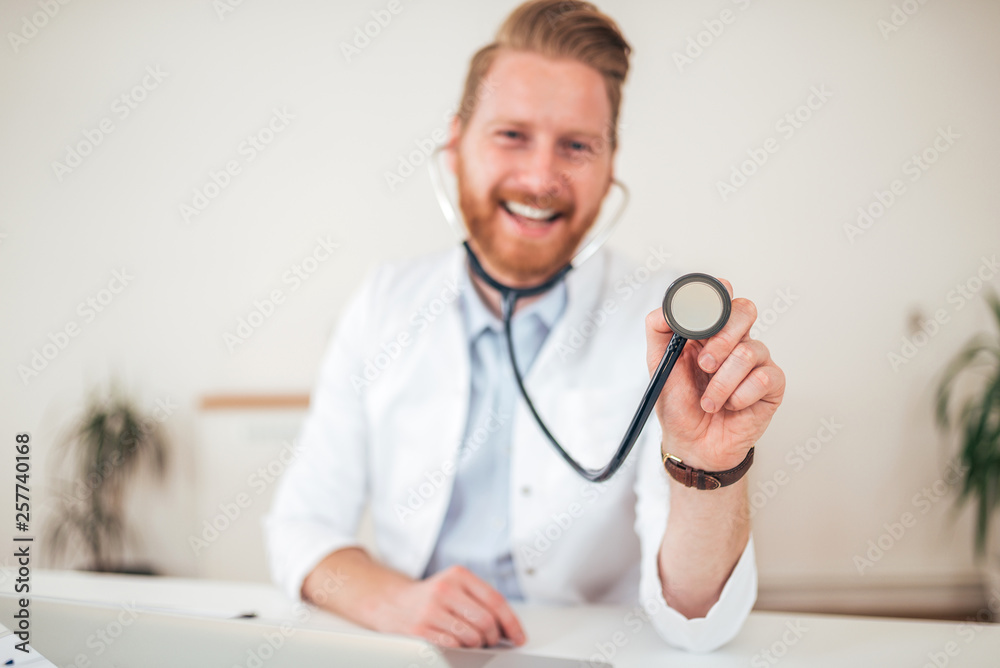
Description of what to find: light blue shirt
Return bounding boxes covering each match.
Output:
[422,262,568,600]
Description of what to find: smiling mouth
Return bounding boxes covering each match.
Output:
[500,200,563,228]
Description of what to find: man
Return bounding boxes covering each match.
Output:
[265,0,784,653]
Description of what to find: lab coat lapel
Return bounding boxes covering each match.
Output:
[386,247,471,576]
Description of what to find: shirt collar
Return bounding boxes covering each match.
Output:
[458,258,568,341]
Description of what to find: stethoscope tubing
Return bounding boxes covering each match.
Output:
[501,285,687,482]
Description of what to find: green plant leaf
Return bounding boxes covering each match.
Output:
[935,289,1000,558]
[935,336,999,430]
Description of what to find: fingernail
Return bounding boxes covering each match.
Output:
[702,397,716,413]
[700,353,716,372]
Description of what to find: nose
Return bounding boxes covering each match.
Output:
[515,143,564,207]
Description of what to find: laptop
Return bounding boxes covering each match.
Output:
[0,595,610,667]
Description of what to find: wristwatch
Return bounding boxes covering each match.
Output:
[662,447,755,490]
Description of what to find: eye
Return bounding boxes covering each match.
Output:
[564,139,594,155]
[497,129,525,141]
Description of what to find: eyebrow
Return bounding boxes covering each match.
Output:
[487,117,607,140]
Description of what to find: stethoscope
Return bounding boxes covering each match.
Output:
[429,146,731,482]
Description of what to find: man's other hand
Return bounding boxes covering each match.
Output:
[377,565,526,648]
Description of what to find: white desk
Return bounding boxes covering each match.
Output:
[3,569,999,667]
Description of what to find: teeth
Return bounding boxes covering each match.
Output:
[505,200,556,221]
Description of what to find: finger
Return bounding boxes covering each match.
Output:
[456,571,526,645]
[717,277,734,298]
[646,308,673,336]
[423,606,484,647]
[724,363,785,411]
[700,339,770,414]
[645,308,680,375]
[696,297,757,374]
[426,575,488,647]
[415,624,461,648]
[445,613,488,648]
[445,591,501,647]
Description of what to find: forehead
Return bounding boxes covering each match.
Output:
[471,49,611,136]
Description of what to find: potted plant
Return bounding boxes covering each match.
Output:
[935,290,1000,598]
[45,384,170,574]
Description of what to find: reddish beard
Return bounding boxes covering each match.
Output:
[454,152,599,287]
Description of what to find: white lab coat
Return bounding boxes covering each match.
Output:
[264,244,757,652]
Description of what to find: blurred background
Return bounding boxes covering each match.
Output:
[1,0,998,621]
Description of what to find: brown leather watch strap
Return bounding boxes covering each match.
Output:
[662,447,755,490]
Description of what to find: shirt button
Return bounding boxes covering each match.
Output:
[521,486,531,496]
[525,568,536,576]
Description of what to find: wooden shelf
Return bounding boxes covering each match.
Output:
[199,394,310,410]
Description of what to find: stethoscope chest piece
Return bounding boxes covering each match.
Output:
[662,273,731,340]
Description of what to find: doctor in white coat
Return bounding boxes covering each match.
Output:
[265,0,785,654]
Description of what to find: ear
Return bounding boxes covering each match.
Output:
[602,141,618,198]
[445,116,463,174]
[603,164,616,199]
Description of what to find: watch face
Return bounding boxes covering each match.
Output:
[663,273,731,340]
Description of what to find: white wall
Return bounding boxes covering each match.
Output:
[1,0,998,611]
